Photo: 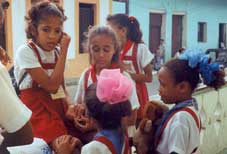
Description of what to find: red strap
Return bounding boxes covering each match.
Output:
[84,63,120,90]
[120,40,133,61]
[155,107,201,152]
[28,41,58,68]
[123,44,140,74]
[94,136,117,154]
[27,41,59,88]
[123,135,130,154]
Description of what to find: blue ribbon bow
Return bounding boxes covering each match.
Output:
[179,48,220,84]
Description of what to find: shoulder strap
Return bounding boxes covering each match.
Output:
[155,107,201,150]
[94,136,117,154]
[18,71,28,87]
[27,41,42,64]
[123,43,140,74]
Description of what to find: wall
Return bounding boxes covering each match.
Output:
[113,0,227,60]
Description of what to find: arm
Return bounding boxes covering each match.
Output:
[130,63,152,83]
[26,33,70,93]
[0,122,33,154]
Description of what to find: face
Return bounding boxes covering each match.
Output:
[158,67,180,104]
[89,34,116,71]
[35,16,63,51]
[107,21,127,48]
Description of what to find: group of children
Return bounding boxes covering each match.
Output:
[2,1,225,154]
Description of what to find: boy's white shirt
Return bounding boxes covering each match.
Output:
[156,106,200,154]
[122,43,154,73]
[0,62,32,135]
[74,68,140,110]
[14,43,58,90]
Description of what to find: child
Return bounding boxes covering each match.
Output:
[106,13,154,120]
[155,49,226,154]
[81,69,133,154]
[72,26,140,143]
[14,1,81,153]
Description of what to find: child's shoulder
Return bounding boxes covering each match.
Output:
[17,43,33,53]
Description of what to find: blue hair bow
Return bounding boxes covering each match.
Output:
[179,48,220,84]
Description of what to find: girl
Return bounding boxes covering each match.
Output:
[72,26,140,143]
[14,1,80,153]
[106,13,154,120]
[155,49,225,154]
[81,68,133,154]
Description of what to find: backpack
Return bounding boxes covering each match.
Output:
[8,66,27,97]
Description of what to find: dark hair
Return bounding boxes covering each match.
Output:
[84,26,120,64]
[164,59,226,91]
[106,13,143,43]
[25,1,66,41]
[85,84,132,129]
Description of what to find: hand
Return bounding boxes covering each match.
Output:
[0,47,11,66]
[59,32,71,53]
[74,116,96,133]
[65,104,86,121]
[52,135,82,154]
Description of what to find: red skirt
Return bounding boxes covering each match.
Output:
[136,82,149,119]
[20,88,68,143]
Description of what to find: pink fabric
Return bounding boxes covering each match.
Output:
[96,69,133,104]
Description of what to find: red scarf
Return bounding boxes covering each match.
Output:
[120,40,133,61]
[90,63,120,82]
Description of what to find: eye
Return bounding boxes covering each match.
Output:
[92,46,100,52]
[55,28,62,34]
[42,27,49,32]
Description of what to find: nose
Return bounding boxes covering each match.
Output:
[48,31,57,39]
[99,50,105,57]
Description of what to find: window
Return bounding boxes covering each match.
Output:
[79,3,95,53]
[112,0,129,14]
[198,22,207,42]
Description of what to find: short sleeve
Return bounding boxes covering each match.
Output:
[0,69,32,133]
[15,44,41,70]
[74,69,87,104]
[123,71,140,109]
[138,44,154,69]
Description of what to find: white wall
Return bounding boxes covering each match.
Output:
[64,0,76,59]
[12,0,27,57]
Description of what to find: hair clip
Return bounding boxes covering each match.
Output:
[129,16,135,23]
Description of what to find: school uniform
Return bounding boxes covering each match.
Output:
[120,41,154,118]
[74,64,140,110]
[0,62,32,144]
[14,42,68,143]
[81,129,130,154]
[155,99,201,154]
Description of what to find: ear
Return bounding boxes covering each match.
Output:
[177,81,191,94]
[30,25,37,38]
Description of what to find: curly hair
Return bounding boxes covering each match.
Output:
[25,1,66,41]
[85,84,132,129]
[164,59,226,91]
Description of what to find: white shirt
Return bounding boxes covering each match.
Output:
[156,107,200,154]
[74,68,140,110]
[14,43,57,90]
[0,62,32,135]
[122,43,154,73]
[81,139,128,154]
[81,141,111,154]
